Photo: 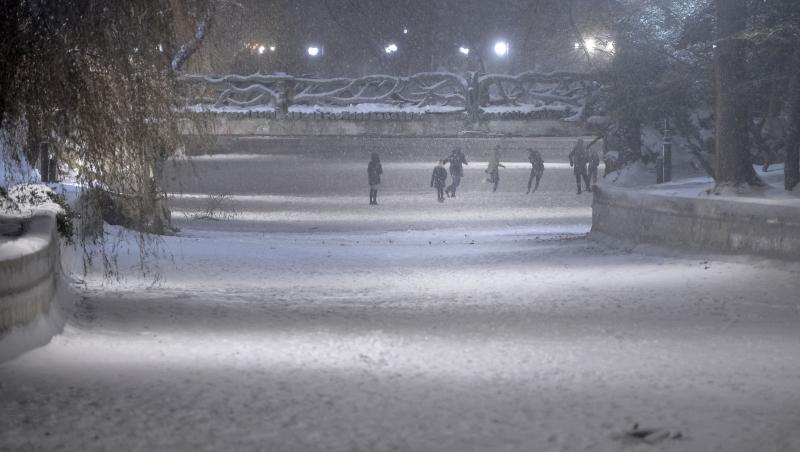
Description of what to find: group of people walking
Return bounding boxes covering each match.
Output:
[367,139,596,205]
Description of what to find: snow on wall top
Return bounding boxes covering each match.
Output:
[180,71,596,120]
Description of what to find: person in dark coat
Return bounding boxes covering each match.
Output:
[367,152,383,205]
[443,147,468,197]
[486,146,506,193]
[430,160,448,202]
[569,139,591,194]
[526,148,545,194]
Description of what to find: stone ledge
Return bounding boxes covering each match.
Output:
[0,211,60,336]
[591,185,800,260]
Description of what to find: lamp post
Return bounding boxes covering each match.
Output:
[663,118,672,183]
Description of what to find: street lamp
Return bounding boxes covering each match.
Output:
[308,46,321,57]
[459,46,470,56]
[385,43,398,55]
[270,45,276,52]
[494,41,509,57]
[257,45,266,55]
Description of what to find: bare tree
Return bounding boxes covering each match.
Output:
[714,0,761,188]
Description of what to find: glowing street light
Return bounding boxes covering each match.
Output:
[584,37,597,53]
[403,28,408,35]
[605,41,615,53]
[459,46,470,56]
[308,46,321,57]
[257,45,266,55]
[494,41,509,57]
[269,45,276,52]
[385,43,398,54]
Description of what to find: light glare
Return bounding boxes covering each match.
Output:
[385,43,398,54]
[494,41,509,56]
[459,46,470,56]
[308,46,320,57]
[584,38,596,53]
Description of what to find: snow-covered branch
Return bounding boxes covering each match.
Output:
[171,2,215,73]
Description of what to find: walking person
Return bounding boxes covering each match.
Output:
[443,147,468,197]
[367,152,383,205]
[526,148,545,194]
[569,139,592,194]
[430,160,448,202]
[486,146,506,193]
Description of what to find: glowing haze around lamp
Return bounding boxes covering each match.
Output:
[494,41,509,57]
[308,46,321,57]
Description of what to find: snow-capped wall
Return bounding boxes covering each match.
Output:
[0,211,64,362]
[591,186,800,260]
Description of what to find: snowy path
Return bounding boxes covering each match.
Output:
[2,156,800,451]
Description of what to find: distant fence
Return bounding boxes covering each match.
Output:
[179,71,597,122]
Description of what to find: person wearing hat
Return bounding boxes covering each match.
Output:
[443,147,468,197]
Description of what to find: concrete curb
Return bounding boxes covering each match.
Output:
[591,185,800,260]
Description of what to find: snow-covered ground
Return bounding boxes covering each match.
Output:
[2,151,800,451]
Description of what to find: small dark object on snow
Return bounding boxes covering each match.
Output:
[616,424,683,445]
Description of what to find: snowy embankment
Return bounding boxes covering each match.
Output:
[593,165,800,259]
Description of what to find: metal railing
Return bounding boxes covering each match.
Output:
[180,71,596,122]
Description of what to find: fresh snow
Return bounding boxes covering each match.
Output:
[603,163,800,205]
[1,150,799,452]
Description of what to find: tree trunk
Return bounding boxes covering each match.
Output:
[785,49,800,191]
[714,0,760,187]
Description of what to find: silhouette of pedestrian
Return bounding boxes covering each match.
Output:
[486,146,506,193]
[443,147,468,197]
[569,139,592,194]
[430,160,448,202]
[367,152,383,205]
[526,148,545,194]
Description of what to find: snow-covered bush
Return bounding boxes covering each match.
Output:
[1,185,75,244]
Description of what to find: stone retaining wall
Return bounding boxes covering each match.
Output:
[592,185,800,260]
[182,115,590,138]
[0,211,60,337]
